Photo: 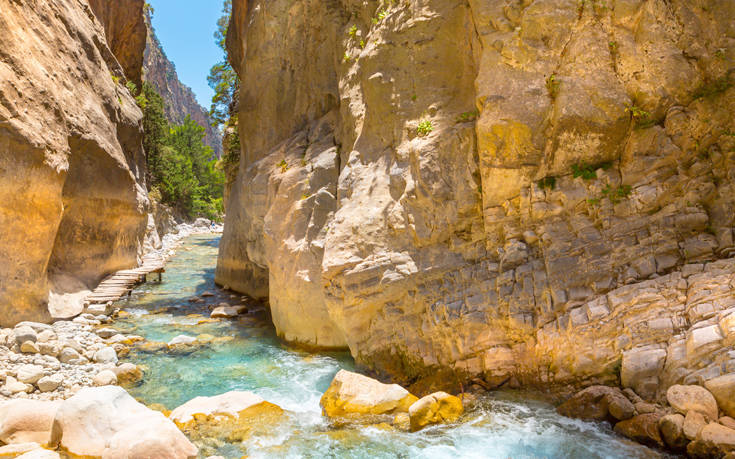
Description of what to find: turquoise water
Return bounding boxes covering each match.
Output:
[115,234,667,458]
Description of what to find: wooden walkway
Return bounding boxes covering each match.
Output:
[84,254,166,307]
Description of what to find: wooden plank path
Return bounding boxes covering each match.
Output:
[84,254,166,306]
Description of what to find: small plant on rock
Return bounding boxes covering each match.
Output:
[572,161,611,180]
[349,25,358,37]
[417,120,433,136]
[546,74,560,98]
[343,51,351,62]
[625,104,654,128]
[537,176,556,190]
[456,110,479,123]
[277,159,288,173]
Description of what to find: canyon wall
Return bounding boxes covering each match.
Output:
[143,19,223,159]
[0,0,150,327]
[219,0,735,398]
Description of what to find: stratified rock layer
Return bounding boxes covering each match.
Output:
[0,0,149,326]
[220,0,735,391]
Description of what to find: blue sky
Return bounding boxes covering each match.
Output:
[148,0,226,108]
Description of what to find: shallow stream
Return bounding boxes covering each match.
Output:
[114,234,668,458]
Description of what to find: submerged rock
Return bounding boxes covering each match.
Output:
[557,385,633,421]
[210,305,247,319]
[170,391,283,442]
[408,392,463,432]
[614,413,664,448]
[320,370,418,421]
[51,386,197,458]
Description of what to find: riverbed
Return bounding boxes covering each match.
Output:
[113,234,668,458]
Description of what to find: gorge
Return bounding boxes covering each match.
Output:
[1,0,734,458]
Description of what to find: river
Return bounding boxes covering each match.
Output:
[112,233,667,458]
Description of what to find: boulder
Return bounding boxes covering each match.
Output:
[408,392,463,431]
[613,413,664,448]
[20,341,40,354]
[687,422,735,458]
[112,363,143,385]
[0,400,59,446]
[168,335,197,347]
[2,376,32,394]
[51,386,197,458]
[96,328,118,339]
[706,374,735,418]
[721,417,735,430]
[93,346,118,364]
[16,449,60,459]
[0,443,42,458]
[14,326,37,345]
[210,305,246,319]
[58,348,81,364]
[170,391,283,442]
[659,413,687,450]
[684,410,707,440]
[556,385,629,421]
[320,370,418,420]
[16,365,44,385]
[667,385,719,420]
[92,370,118,386]
[36,375,62,393]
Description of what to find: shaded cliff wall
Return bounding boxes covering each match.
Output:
[219,0,735,397]
[0,0,149,326]
[143,19,223,159]
[88,0,147,87]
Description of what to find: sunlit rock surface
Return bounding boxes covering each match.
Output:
[219,0,735,392]
[0,0,149,327]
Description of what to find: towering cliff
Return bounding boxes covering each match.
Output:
[219,0,735,397]
[0,0,151,327]
[143,19,223,159]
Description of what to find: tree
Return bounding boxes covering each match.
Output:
[208,0,238,130]
[139,82,168,187]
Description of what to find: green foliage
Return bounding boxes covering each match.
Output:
[343,51,351,62]
[208,0,239,130]
[456,110,479,123]
[537,176,556,190]
[608,41,618,54]
[417,120,433,136]
[625,105,654,128]
[277,159,288,173]
[572,161,612,180]
[349,25,358,37]
[360,39,365,49]
[138,83,224,221]
[126,81,138,94]
[600,184,632,204]
[378,10,388,20]
[546,74,560,98]
[110,74,120,85]
[143,2,154,17]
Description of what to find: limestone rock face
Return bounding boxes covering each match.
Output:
[320,370,418,420]
[0,0,150,327]
[221,0,735,388]
[88,0,147,87]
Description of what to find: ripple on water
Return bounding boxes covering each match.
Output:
[116,235,668,459]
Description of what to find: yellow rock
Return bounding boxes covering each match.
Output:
[408,392,464,432]
[169,391,283,442]
[320,370,418,421]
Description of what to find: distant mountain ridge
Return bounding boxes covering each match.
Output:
[143,18,223,158]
